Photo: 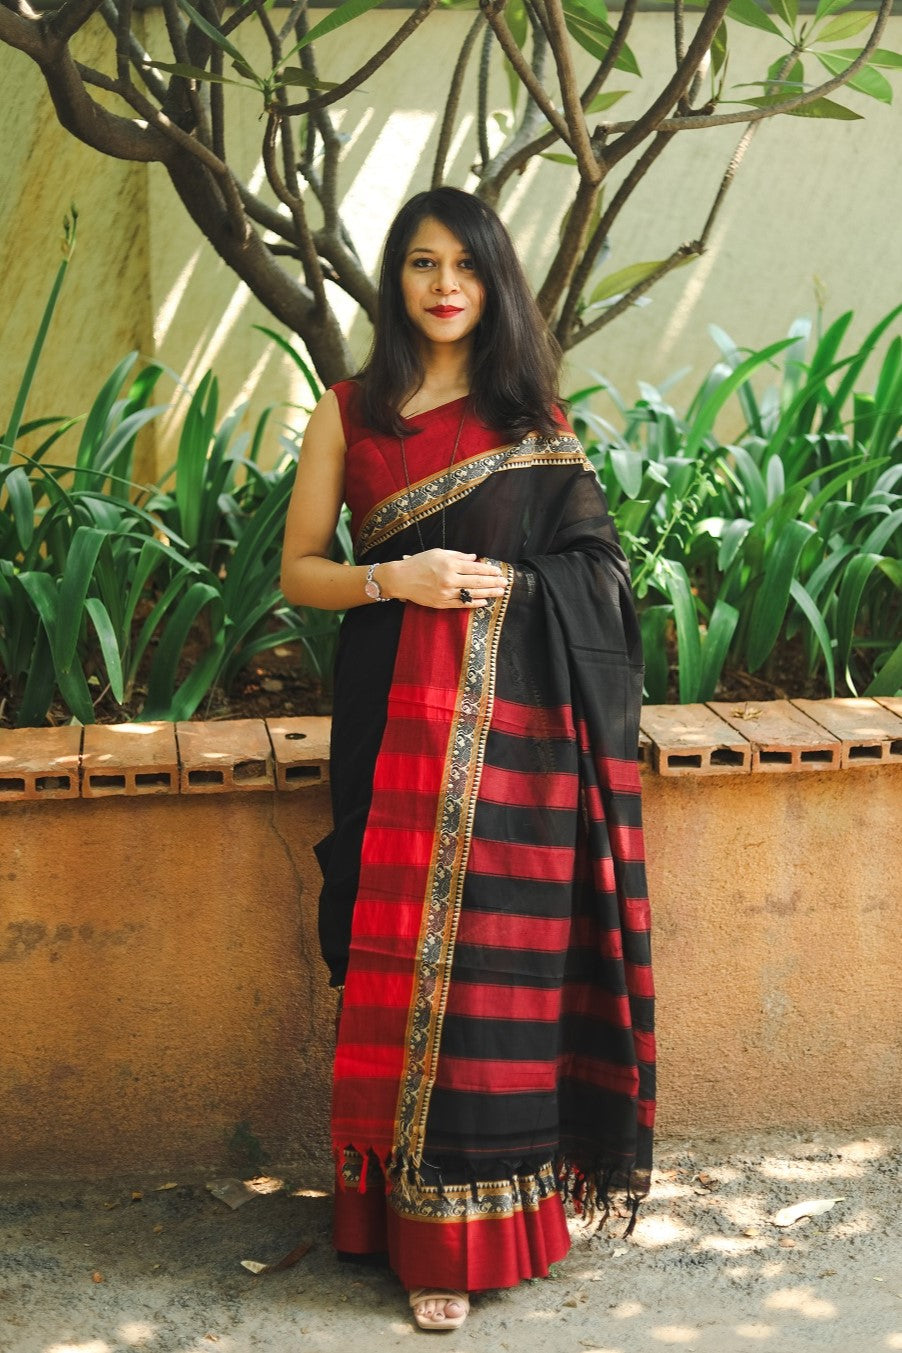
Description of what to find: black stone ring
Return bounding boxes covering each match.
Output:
[459,587,473,605]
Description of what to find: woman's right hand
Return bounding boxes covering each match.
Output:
[380,550,507,609]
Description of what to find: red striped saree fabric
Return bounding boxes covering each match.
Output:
[316,382,654,1292]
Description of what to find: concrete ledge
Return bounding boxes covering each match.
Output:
[0,701,899,1184]
[0,701,899,803]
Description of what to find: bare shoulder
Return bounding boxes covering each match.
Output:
[301,387,346,459]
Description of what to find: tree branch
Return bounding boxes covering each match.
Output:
[555,129,675,344]
[542,0,601,183]
[563,239,700,350]
[604,0,730,167]
[602,0,891,151]
[263,111,327,312]
[0,3,48,60]
[433,12,486,188]
[536,177,602,319]
[47,0,103,44]
[97,0,167,102]
[477,20,492,175]
[281,0,437,116]
[479,0,636,200]
[480,0,574,150]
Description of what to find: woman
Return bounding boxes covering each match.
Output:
[280,188,654,1333]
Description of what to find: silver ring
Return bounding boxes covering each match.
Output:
[459,587,472,605]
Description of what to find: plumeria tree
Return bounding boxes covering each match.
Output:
[0,0,899,385]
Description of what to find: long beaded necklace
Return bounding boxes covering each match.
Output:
[398,398,469,554]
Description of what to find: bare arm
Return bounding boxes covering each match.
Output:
[280,391,507,611]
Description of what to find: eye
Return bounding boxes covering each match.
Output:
[459,258,476,271]
[411,257,435,269]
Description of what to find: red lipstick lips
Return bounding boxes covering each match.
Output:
[426,305,464,317]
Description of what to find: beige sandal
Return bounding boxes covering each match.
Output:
[409,1289,470,1331]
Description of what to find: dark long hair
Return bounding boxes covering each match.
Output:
[358,188,561,438]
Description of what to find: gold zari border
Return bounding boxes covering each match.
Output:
[355,434,592,559]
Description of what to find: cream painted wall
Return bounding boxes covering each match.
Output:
[1,10,901,474]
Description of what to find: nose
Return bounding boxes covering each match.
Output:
[433,265,459,295]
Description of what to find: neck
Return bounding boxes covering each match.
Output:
[409,340,472,406]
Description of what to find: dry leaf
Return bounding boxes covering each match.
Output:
[91,1271,104,1283]
[773,1197,844,1228]
[240,1240,313,1275]
[156,1182,179,1192]
[696,1172,717,1190]
[131,1190,143,1202]
[153,1224,164,1235]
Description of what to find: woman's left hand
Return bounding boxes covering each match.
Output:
[378,550,507,609]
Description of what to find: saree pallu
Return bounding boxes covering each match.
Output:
[317,387,655,1293]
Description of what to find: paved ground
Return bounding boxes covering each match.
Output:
[1,1129,900,1353]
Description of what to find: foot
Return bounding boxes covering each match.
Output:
[409,1289,469,1331]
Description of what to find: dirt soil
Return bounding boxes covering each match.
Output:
[2,1128,900,1353]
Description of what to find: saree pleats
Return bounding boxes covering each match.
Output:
[319,387,654,1289]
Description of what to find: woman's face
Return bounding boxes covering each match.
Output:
[400,217,486,349]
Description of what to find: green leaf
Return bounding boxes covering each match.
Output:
[815,50,893,103]
[745,519,814,672]
[788,578,835,695]
[864,638,902,696]
[711,21,728,79]
[639,605,671,704]
[698,598,740,701]
[275,67,341,90]
[253,326,323,406]
[540,152,578,166]
[15,626,56,728]
[585,90,628,114]
[283,0,390,59]
[655,559,701,703]
[815,10,877,44]
[56,526,107,674]
[562,2,640,74]
[727,0,782,37]
[607,445,645,499]
[178,0,261,79]
[4,465,34,551]
[590,256,695,307]
[142,59,253,88]
[815,0,854,18]
[769,0,798,30]
[835,552,882,676]
[2,213,75,462]
[832,46,902,69]
[142,581,223,717]
[741,94,863,119]
[84,597,125,703]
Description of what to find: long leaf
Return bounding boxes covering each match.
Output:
[2,212,76,461]
[788,578,836,694]
[745,519,814,671]
[655,559,701,702]
[835,552,882,677]
[864,638,902,696]
[281,0,389,60]
[815,49,893,102]
[3,466,35,552]
[55,527,107,674]
[84,597,125,702]
[142,581,223,716]
[727,0,782,35]
[698,599,740,701]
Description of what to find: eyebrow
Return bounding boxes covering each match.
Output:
[407,247,472,259]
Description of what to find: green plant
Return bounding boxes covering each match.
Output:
[0,229,343,727]
[572,305,902,703]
